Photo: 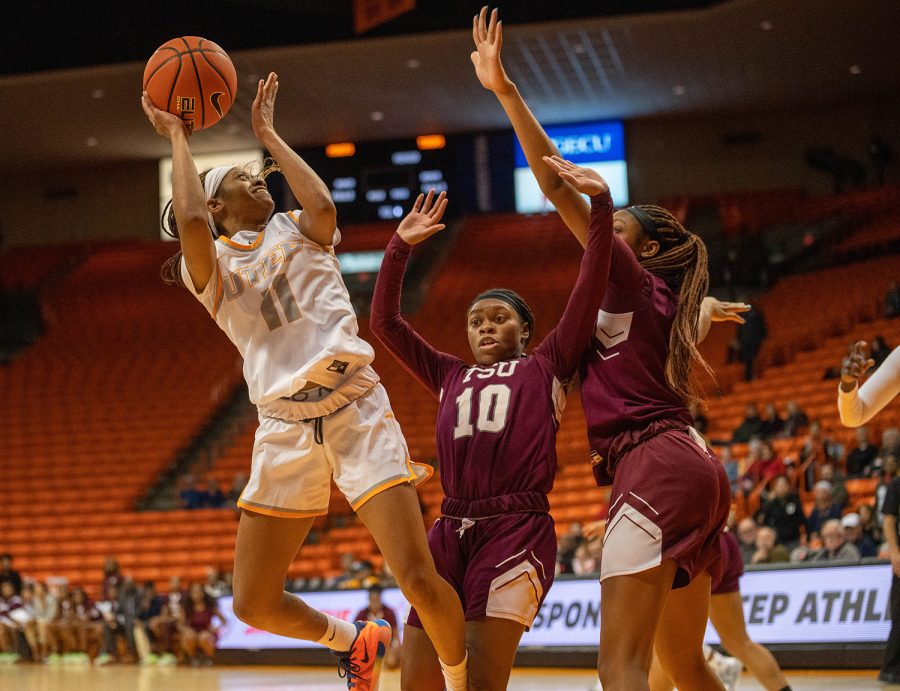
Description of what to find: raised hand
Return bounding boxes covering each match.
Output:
[141,91,191,139]
[251,72,279,141]
[704,298,751,324]
[841,341,875,389]
[471,6,513,95]
[542,155,610,196]
[396,190,448,245]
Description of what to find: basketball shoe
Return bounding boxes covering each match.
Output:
[334,619,392,690]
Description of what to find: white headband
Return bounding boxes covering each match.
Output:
[203,165,234,237]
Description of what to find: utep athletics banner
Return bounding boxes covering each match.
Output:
[513,120,629,211]
[216,563,892,650]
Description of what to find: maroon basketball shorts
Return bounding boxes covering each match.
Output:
[710,531,744,595]
[601,424,731,588]
[406,508,556,629]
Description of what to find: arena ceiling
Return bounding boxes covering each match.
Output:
[1,0,898,170]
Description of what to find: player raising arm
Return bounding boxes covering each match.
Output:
[370,172,614,690]
[141,72,468,691]
[838,341,900,427]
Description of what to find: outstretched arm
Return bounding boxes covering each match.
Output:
[251,73,336,246]
[472,6,591,246]
[370,191,461,396]
[141,92,215,292]
[697,298,750,343]
[839,343,900,427]
[534,161,614,378]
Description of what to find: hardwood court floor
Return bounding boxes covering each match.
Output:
[0,665,883,690]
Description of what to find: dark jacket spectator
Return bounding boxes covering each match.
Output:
[732,404,764,443]
[819,463,848,510]
[810,519,861,562]
[858,503,882,544]
[0,555,22,595]
[760,476,806,547]
[736,517,758,564]
[737,305,767,381]
[842,513,878,558]
[846,426,879,477]
[781,401,809,438]
[760,403,784,439]
[806,481,843,538]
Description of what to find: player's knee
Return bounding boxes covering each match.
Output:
[232,593,277,630]
[395,565,440,608]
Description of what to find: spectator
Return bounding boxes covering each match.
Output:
[179,583,224,666]
[877,456,899,524]
[811,519,861,562]
[842,513,878,558]
[202,477,226,509]
[885,281,900,319]
[736,518,758,564]
[859,503,882,544]
[688,400,708,435]
[354,585,401,670]
[719,446,739,493]
[751,526,790,564]
[571,537,603,576]
[781,401,810,438]
[799,421,842,490]
[819,463,848,510]
[149,577,184,664]
[0,555,22,596]
[872,336,892,369]
[136,581,164,664]
[69,587,102,662]
[741,439,782,491]
[0,580,34,661]
[737,304,767,381]
[101,557,122,600]
[94,583,133,665]
[760,476,806,549]
[846,426,879,477]
[30,581,57,663]
[759,403,784,439]
[203,568,228,599]
[337,560,380,590]
[885,428,900,459]
[806,481,843,539]
[732,404,764,443]
[179,475,205,510]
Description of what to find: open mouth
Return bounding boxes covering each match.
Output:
[479,339,499,349]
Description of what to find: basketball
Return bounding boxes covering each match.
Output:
[143,36,238,132]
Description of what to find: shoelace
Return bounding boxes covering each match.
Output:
[336,653,361,688]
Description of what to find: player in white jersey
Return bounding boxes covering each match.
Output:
[142,73,468,691]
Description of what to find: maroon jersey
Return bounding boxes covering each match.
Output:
[580,216,693,485]
[353,604,399,632]
[372,192,614,503]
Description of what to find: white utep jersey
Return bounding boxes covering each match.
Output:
[181,211,375,405]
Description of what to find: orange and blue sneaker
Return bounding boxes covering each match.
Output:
[334,619,392,690]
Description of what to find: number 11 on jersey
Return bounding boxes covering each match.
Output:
[453,384,511,439]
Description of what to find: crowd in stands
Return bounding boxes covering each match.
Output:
[178,473,247,511]
[0,556,229,666]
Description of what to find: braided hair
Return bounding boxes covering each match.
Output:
[160,158,280,287]
[629,204,713,407]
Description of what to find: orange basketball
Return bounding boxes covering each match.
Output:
[143,36,238,132]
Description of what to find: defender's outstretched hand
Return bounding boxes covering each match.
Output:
[396,190,448,245]
[251,72,279,140]
[543,155,610,196]
[471,6,513,95]
[141,92,190,139]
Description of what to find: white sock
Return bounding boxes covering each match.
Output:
[440,652,468,691]
[316,615,358,652]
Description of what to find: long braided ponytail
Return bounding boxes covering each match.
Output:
[633,204,713,407]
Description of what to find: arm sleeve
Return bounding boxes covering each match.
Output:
[370,233,461,397]
[838,346,900,427]
[535,191,614,379]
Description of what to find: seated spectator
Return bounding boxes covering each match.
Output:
[736,517,758,564]
[718,446,739,493]
[858,503,882,544]
[688,400,708,435]
[337,560,380,590]
[203,568,227,599]
[149,577,184,664]
[94,584,133,665]
[751,526,790,564]
[572,537,603,576]
[179,583,224,666]
[0,580,35,662]
[819,463,848,509]
[886,281,900,318]
[30,581,57,663]
[0,555,22,596]
[781,401,809,438]
[555,524,585,576]
[760,403,785,439]
[101,557,122,600]
[179,475,206,510]
[354,585,401,670]
[806,481,843,539]
[846,425,879,477]
[799,421,842,490]
[871,335,892,369]
[842,513,877,558]
[732,404,764,443]
[760,476,806,550]
[202,478,226,509]
[742,439,782,491]
[810,519,861,562]
[69,587,103,662]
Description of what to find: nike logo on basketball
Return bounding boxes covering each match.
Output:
[210,91,225,118]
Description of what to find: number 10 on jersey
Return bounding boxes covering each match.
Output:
[453,384,511,439]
